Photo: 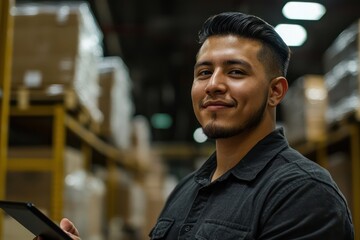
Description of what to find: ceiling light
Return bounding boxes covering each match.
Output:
[275,24,307,46]
[282,1,326,20]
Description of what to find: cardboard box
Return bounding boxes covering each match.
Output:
[13,16,79,57]
[282,75,328,144]
[98,57,133,149]
[6,146,105,238]
[323,19,360,123]
[11,2,104,123]
[6,172,52,211]
[11,55,76,87]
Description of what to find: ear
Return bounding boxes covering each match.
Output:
[268,76,288,107]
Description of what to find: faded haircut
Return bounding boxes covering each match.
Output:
[198,12,291,78]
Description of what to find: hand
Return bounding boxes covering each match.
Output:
[33,218,81,240]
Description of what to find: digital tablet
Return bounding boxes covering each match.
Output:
[0,200,72,240]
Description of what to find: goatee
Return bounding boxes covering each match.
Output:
[202,96,268,139]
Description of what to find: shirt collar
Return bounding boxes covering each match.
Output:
[195,128,289,183]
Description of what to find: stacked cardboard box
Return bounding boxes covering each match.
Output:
[323,19,360,123]
[64,169,106,240]
[282,75,327,144]
[98,57,134,149]
[11,2,103,123]
[103,162,166,240]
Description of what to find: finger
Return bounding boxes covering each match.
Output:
[60,218,80,236]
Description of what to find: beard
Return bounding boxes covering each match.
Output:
[202,94,268,139]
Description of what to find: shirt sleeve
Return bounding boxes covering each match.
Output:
[258,177,354,240]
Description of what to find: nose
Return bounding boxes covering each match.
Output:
[205,69,227,96]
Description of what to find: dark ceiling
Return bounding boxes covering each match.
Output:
[17,0,360,143]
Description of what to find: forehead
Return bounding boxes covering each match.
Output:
[196,35,263,64]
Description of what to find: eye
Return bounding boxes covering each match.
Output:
[229,69,246,77]
[199,70,211,76]
[196,69,212,79]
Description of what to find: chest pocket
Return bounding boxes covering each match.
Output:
[149,218,174,239]
[195,219,250,240]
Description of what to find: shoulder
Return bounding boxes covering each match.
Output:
[258,146,351,218]
[257,148,354,238]
[272,147,335,185]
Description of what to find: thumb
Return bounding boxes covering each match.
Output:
[60,218,80,236]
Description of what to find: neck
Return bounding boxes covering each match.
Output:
[211,121,275,182]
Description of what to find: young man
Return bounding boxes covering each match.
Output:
[149,12,354,239]
[41,12,354,240]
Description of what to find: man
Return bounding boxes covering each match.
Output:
[38,12,354,240]
[149,12,354,239]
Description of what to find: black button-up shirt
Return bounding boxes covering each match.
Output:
[150,128,354,239]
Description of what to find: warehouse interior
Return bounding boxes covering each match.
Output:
[0,0,360,239]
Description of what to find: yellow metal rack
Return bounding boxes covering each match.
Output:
[0,2,141,237]
[0,0,14,239]
[6,104,140,218]
[1,102,142,239]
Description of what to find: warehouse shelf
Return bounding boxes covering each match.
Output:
[2,97,146,240]
[0,2,148,238]
[7,103,143,207]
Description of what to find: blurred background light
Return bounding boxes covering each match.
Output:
[193,127,208,143]
[275,24,307,46]
[282,1,326,20]
[151,113,173,129]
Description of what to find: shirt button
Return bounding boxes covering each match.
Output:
[184,225,191,232]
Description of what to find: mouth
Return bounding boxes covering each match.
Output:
[201,100,235,110]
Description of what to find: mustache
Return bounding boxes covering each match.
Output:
[199,97,237,108]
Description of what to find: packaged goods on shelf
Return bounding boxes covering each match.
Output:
[6,146,106,239]
[98,56,134,149]
[64,169,106,240]
[6,146,85,210]
[11,2,103,123]
[98,167,157,239]
[99,167,136,226]
[6,171,52,211]
[323,19,360,123]
[282,75,327,144]
[131,115,153,167]
[142,159,167,238]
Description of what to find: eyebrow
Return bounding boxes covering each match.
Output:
[194,59,252,70]
[194,61,212,69]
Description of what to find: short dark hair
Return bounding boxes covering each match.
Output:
[198,12,291,77]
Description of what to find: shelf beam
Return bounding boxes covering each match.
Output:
[0,1,14,240]
[64,114,138,171]
[7,159,54,171]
